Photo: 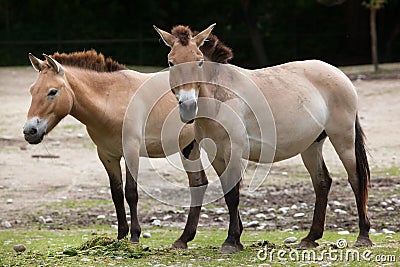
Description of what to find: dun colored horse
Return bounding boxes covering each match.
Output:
[155,24,372,253]
[23,45,231,248]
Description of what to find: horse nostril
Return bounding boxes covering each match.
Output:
[24,127,38,136]
[178,100,183,105]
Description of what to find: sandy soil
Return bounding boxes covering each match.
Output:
[0,66,399,233]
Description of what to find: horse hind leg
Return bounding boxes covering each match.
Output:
[299,139,332,248]
[327,116,372,247]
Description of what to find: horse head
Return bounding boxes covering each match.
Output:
[23,54,74,144]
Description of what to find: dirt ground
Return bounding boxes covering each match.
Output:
[0,66,399,235]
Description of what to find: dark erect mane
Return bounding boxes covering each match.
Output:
[51,50,127,72]
[171,25,233,64]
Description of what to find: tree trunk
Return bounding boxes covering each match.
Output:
[370,7,379,72]
[240,0,268,66]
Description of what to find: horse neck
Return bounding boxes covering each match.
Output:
[65,68,119,129]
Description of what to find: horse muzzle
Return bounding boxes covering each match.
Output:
[23,117,47,144]
[179,99,198,124]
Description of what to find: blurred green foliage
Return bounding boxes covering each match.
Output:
[0,0,399,67]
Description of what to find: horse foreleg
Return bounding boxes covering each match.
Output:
[98,150,128,240]
[125,156,141,243]
[173,140,208,249]
[213,155,243,254]
[299,141,332,248]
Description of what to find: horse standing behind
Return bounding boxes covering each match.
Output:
[155,24,373,253]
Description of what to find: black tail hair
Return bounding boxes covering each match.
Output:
[355,114,370,201]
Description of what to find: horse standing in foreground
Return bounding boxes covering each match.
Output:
[22,46,231,248]
[154,24,373,253]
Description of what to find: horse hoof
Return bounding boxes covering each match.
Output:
[220,243,244,254]
[298,239,319,248]
[354,236,373,247]
[171,240,188,249]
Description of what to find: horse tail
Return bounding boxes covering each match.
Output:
[355,114,370,202]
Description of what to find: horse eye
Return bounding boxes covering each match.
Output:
[47,88,59,98]
[198,59,204,68]
[168,60,174,68]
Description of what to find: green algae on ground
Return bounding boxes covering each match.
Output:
[74,235,151,259]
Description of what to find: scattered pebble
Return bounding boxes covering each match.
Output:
[267,208,276,213]
[283,237,297,244]
[331,200,344,207]
[370,228,377,233]
[382,228,395,234]
[200,214,209,219]
[142,232,151,238]
[293,212,305,218]
[292,225,299,230]
[81,257,91,262]
[386,207,394,211]
[13,244,26,253]
[212,208,226,214]
[278,207,290,214]
[385,235,393,239]
[77,133,84,138]
[255,213,267,219]
[97,215,106,219]
[380,201,388,207]
[150,216,158,222]
[45,216,53,223]
[247,208,258,214]
[6,199,13,204]
[38,216,46,224]
[246,220,259,228]
[152,219,161,227]
[290,204,298,210]
[334,209,348,215]
[299,203,308,209]
[163,215,172,221]
[338,230,350,235]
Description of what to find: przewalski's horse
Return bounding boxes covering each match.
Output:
[23,45,232,248]
[154,24,372,253]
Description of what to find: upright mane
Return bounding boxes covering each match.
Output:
[171,25,233,64]
[51,50,127,72]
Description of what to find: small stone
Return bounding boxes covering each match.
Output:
[81,257,91,262]
[386,207,394,211]
[98,189,106,194]
[200,214,209,219]
[163,215,172,221]
[331,201,344,207]
[214,217,224,222]
[281,171,288,176]
[247,208,258,214]
[292,225,300,230]
[246,220,259,227]
[290,204,298,210]
[300,203,308,209]
[380,201,388,207]
[13,244,26,253]
[142,232,151,238]
[152,219,161,227]
[283,237,297,244]
[257,224,266,230]
[111,213,117,217]
[255,213,267,219]
[97,215,106,219]
[293,212,305,218]
[111,225,118,230]
[38,216,46,224]
[382,228,395,234]
[385,235,393,239]
[150,216,158,222]
[278,207,290,214]
[50,141,61,146]
[213,208,226,214]
[77,133,84,138]
[338,230,350,235]
[334,209,348,215]
[370,228,376,233]
[267,208,276,213]
[45,216,53,223]
[6,199,13,204]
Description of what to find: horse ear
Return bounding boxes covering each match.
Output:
[28,53,45,72]
[153,25,176,47]
[193,23,216,47]
[43,54,64,74]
